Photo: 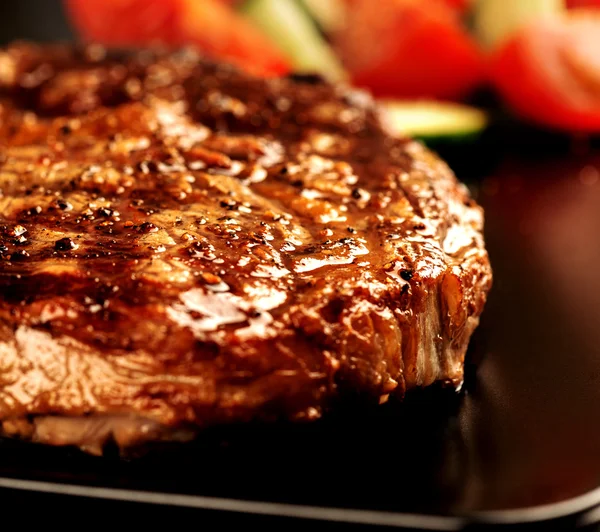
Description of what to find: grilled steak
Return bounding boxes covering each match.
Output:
[0,43,491,455]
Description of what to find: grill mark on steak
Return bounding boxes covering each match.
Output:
[0,43,492,453]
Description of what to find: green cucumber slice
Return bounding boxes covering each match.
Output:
[474,0,565,49]
[380,100,489,143]
[300,0,347,33]
[241,0,347,81]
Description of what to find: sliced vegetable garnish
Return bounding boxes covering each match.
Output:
[491,10,600,131]
[241,0,347,81]
[474,0,565,49]
[301,0,347,32]
[335,0,485,100]
[65,0,291,76]
[567,0,600,8]
[443,0,475,14]
[381,100,489,142]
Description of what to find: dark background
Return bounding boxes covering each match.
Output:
[0,0,73,44]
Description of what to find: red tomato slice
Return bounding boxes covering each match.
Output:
[65,0,181,45]
[336,0,485,100]
[491,11,600,132]
[567,0,600,8]
[64,0,291,77]
[442,0,472,14]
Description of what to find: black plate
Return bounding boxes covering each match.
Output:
[2,1,600,527]
[2,138,600,531]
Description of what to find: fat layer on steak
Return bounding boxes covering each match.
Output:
[0,43,492,454]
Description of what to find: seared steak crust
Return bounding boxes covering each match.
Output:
[0,43,491,453]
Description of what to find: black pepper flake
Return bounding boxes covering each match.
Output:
[351,188,362,200]
[26,206,42,216]
[279,166,289,175]
[10,250,30,261]
[138,222,159,234]
[400,270,413,281]
[97,207,113,218]
[347,227,357,234]
[219,199,237,211]
[251,233,267,245]
[136,160,158,174]
[291,179,304,188]
[54,199,71,211]
[55,237,78,252]
[59,125,72,136]
[413,223,426,230]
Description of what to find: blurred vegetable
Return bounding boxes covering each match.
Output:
[443,0,474,14]
[567,0,600,7]
[491,10,600,131]
[381,100,489,143]
[65,0,291,76]
[301,0,347,32]
[64,0,600,134]
[241,0,346,81]
[335,0,485,100]
[474,0,565,49]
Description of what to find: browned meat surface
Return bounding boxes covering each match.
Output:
[0,43,491,454]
